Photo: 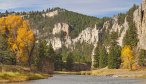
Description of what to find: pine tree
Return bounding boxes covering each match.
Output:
[0,34,16,65]
[94,43,100,68]
[38,40,47,71]
[99,46,108,68]
[38,41,55,73]
[138,49,146,67]
[54,54,63,71]
[108,45,121,69]
[66,52,74,71]
[123,5,139,48]
[123,23,138,47]
[47,43,55,62]
[108,32,121,69]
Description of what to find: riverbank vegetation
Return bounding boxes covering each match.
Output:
[0,72,49,83]
[0,15,55,83]
[0,65,50,83]
[55,68,146,78]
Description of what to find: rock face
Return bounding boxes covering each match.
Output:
[101,16,129,47]
[50,23,99,50]
[110,16,121,33]
[134,0,146,50]
[42,10,58,17]
[49,37,62,50]
[117,18,129,46]
[52,23,69,35]
[72,27,99,45]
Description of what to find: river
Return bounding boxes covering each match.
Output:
[4,75,146,84]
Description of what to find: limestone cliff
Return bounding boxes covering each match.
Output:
[134,0,146,50]
[50,23,99,50]
[42,10,59,17]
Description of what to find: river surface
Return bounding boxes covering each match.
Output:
[4,75,146,84]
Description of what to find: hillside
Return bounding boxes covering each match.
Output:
[5,7,110,64]
[0,0,146,71]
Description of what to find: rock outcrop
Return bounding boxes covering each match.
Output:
[50,23,99,50]
[117,18,129,46]
[101,16,129,47]
[49,37,62,50]
[110,16,121,33]
[52,23,69,35]
[72,27,99,45]
[134,0,146,50]
[42,10,58,17]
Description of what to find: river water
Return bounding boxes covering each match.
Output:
[4,75,146,84]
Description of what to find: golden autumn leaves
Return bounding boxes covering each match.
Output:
[0,15,35,64]
[121,45,134,70]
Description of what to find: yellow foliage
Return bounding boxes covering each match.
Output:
[0,15,35,64]
[5,15,23,30]
[121,45,135,69]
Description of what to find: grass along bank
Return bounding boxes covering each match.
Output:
[55,68,146,78]
[0,65,52,83]
[54,71,81,75]
[0,72,50,83]
[81,69,146,78]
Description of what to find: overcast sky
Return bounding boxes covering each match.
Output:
[0,0,141,17]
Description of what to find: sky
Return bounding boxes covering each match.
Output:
[0,0,142,17]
